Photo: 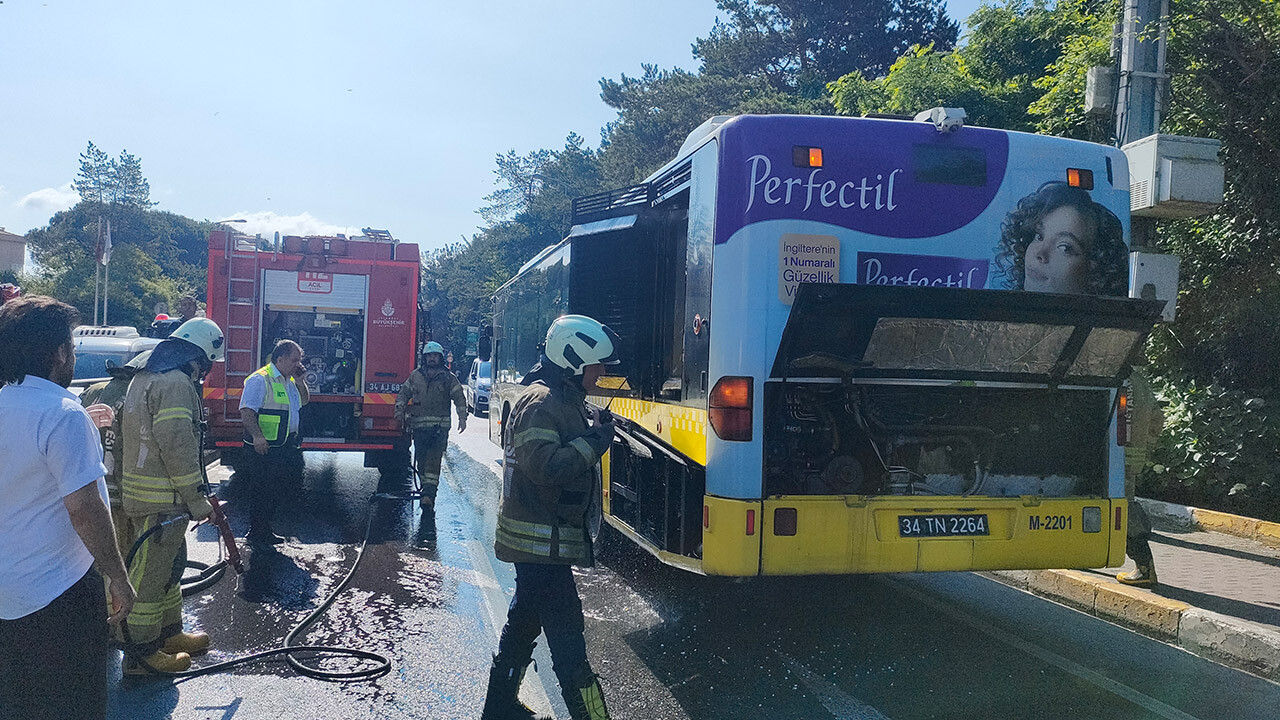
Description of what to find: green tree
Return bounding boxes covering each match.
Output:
[829,0,1116,137]
[25,203,212,330]
[72,142,158,209]
[109,150,157,209]
[695,0,959,91]
[72,141,112,204]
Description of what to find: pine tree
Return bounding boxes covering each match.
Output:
[110,150,156,209]
[72,141,112,204]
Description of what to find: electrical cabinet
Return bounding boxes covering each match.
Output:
[1123,134,1224,218]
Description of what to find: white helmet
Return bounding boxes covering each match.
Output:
[544,315,621,376]
[169,317,225,363]
[423,341,445,357]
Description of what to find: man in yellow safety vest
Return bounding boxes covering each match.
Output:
[239,339,309,545]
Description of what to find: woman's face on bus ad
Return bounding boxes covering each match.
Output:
[1023,205,1091,294]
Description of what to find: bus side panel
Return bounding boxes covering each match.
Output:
[701,495,761,576]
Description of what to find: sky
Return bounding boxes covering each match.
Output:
[0,0,987,254]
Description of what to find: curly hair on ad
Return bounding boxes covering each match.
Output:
[993,182,1128,296]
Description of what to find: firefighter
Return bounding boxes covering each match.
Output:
[118,318,224,674]
[481,315,620,720]
[395,341,467,509]
[80,349,152,556]
[240,339,309,545]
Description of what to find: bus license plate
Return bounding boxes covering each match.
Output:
[899,514,989,538]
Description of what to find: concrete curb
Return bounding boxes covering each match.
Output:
[987,568,1280,682]
[1137,497,1280,549]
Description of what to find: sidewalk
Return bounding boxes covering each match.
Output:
[988,498,1280,682]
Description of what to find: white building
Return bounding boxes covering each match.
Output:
[0,227,25,275]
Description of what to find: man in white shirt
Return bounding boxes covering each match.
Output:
[240,339,309,545]
[0,296,136,720]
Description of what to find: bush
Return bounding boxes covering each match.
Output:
[1137,376,1280,522]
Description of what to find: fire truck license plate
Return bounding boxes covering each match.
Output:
[898,514,989,537]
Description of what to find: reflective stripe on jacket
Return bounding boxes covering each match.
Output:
[395,366,465,429]
[120,369,206,518]
[494,378,612,566]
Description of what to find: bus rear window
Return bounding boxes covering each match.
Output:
[913,144,987,186]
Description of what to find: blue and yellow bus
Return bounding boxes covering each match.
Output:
[489,112,1166,576]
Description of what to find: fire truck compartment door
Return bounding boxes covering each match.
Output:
[263,270,368,311]
[771,283,1165,388]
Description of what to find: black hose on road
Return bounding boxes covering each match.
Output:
[120,450,425,683]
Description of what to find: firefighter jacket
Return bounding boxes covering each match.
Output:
[119,369,209,519]
[494,377,613,566]
[395,366,465,430]
[81,376,130,510]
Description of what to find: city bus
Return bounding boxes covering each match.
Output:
[489,112,1168,576]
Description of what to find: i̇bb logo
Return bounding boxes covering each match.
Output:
[381,299,395,317]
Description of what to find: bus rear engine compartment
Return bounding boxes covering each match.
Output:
[764,383,1111,499]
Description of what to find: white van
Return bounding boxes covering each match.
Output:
[72,326,162,385]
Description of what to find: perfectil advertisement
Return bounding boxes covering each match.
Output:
[714,115,1131,303]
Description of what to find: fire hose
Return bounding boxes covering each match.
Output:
[118,440,427,682]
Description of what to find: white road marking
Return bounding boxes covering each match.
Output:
[883,577,1204,720]
[776,652,893,720]
[466,537,558,718]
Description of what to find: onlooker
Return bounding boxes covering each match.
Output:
[0,296,136,720]
[240,339,309,545]
[177,295,201,319]
[1118,371,1165,587]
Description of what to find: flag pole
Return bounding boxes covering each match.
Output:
[93,216,101,325]
[102,218,111,325]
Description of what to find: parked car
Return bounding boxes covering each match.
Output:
[72,326,162,386]
[465,358,491,416]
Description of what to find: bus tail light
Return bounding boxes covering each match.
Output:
[746,509,756,536]
[703,504,709,529]
[793,146,824,168]
[1117,389,1130,446]
[709,376,753,441]
[1067,168,1094,189]
[1115,506,1123,531]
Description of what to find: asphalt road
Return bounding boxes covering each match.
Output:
[109,422,1280,720]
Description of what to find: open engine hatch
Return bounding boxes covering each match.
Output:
[772,283,1166,387]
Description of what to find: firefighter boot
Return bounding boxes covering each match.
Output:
[563,669,611,720]
[123,649,192,676]
[1117,562,1158,587]
[480,649,549,720]
[162,630,211,656]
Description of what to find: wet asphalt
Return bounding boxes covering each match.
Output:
[107,422,1280,720]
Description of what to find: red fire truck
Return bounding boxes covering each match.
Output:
[202,229,420,473]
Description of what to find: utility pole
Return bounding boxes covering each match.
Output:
[1114,0,1170,250]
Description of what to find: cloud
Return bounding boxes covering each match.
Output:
[224,211,361,239]
[17,183,79,213]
